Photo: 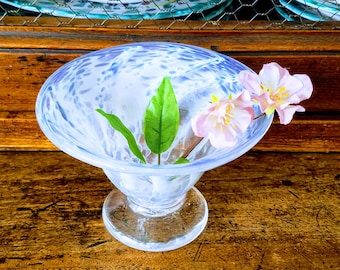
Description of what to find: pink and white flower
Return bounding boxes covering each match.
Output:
[238,62,313,125]
[191,91,254,148]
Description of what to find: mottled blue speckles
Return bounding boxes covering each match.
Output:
[45,96,50,110]
[129,62,144,70]
[76,61,92,71]
[97,52,117,62]
[79,88,91,94]
[84,101,93,109]
[121,104,129,114]
[36,42,254,164]
[55,101,74,127]
[95,93,104,101]
[107,62,120,76]
[94,62,111,68]
[69,82,75,95]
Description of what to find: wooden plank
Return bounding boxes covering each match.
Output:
[0,52,339,112]
[0,52,76,112]
[0,112,58,151]
[256,116,340,152]
[0,25,340,52]
[0,112,339,152]
[0,25,338,152]
[0,151,339,269]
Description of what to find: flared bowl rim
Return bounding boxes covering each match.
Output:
[35,42,274,175]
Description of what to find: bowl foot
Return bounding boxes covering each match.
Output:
[102,187,208,252]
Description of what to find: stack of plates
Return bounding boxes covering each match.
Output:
[276,0,340,21]
[0,0,232,20]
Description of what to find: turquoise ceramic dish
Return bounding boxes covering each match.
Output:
[279,0,339,21]
[0,0,231,20]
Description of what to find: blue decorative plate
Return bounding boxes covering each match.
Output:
[275,5,295,21]
[0,0,231,20]
[295,0,340,20]
[279,0,339,21]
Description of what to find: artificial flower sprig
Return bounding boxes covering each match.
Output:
[97,62,313,164]
[191,62,313,148]
[238,62,313,125]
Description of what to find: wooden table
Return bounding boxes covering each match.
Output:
[0,151,339,269]
[0,22,339,269]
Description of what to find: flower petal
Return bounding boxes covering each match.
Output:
[190,113,209,137]
[239,62,313,125]
[238,70,262,95]
[191,91,254,148]
[276,105,305,125]
[259,62,287,91]
[208,128,238,148]
[294,74,313,100]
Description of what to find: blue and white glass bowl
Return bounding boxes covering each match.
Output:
[35,42,273,251]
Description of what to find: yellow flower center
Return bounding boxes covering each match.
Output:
[273,86,290,103]
[223,104,234,125]
[261,84,289,103]
[260,84,271,93]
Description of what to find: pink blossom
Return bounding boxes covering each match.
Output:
[238,62,313,125]
[191,91,254,148]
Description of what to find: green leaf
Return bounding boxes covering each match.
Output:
[174,157,190,164]
[96,109,146,164]
[143,77,180,157]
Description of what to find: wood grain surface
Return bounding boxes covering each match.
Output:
[0,29,339,152]
[0,151,339,269]
[1,112,339,152]
[0,22,339,269]
[1,52,339,113]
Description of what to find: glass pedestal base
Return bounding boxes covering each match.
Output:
[102,187,208,252]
